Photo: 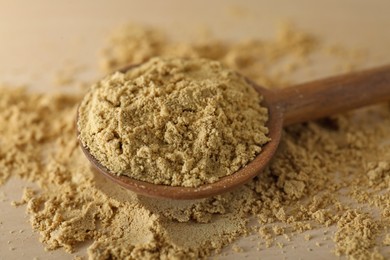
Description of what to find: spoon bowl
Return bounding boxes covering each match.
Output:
[78,63,390,200]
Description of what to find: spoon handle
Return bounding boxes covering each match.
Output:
[273,65,390,126]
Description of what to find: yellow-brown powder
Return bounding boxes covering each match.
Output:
[0,23,389,260]
[78,57,269,187]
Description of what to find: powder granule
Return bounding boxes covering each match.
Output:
[78,57,269,187]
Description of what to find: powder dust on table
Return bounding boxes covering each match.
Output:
[0,23,389,260]
[78,57,269,187]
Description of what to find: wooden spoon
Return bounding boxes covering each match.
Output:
[78,64,390,200]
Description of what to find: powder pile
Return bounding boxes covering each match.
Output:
[78,57,269,187]
[0,23,389,259]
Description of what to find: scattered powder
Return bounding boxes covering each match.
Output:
[232,244,244,253]
[225,5,252,19]
[0,191,7,202]
[78,57,269,187]
[0,23,389,259]
[383,234,390,246]
[11,188,35,207]
[53,63,86,87]
[283,234,291,242]
[277,242,284,249]
[100,23,319,88]
[326,45,368,73]
[272,225,285,236]
[334,210,381,258]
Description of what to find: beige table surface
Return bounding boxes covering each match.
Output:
[0,1,389,259]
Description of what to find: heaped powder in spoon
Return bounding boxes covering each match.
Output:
[78,57,269,187]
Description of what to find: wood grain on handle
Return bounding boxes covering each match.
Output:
[272,65,390,126]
